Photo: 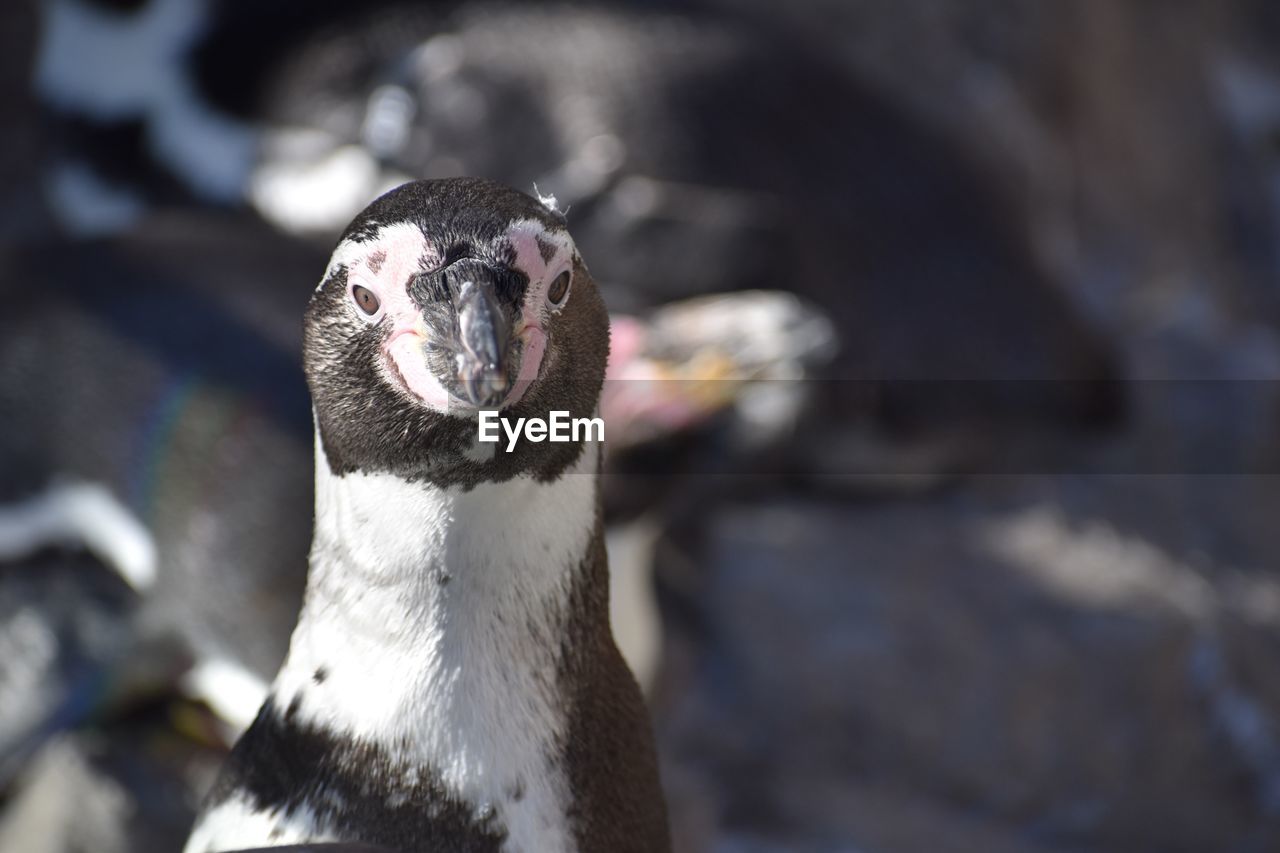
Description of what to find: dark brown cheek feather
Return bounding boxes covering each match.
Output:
[516,257,609,481]
[535,234,559,265]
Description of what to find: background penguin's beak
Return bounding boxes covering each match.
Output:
[453,278,510,408]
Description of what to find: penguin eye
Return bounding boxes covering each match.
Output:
[546,271,571,308]
[352,285,381,316]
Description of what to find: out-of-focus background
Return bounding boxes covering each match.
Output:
[1,1,1279,851]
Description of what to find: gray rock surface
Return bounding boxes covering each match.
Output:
[657,468,1280,851]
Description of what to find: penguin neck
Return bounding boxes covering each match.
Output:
[268,432,604,836]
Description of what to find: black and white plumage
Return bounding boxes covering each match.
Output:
[186,178,670,852]
[0,215,329,744]
[34,0,1116,428]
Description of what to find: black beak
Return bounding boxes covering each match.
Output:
[454,277,510,408]
[408,257,521,408]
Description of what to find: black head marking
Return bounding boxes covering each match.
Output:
[337,178,566,251]
[535,235,558,265]
[343,218,384,244]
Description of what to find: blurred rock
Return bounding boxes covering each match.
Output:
[0,715,216,853]
[715,0,1280,455]
[657,469,1280,851]
[0,738,132,853]
[0,0,53,243]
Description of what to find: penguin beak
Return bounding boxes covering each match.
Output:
[453,279,510,408]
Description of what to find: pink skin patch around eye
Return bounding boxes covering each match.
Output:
[504,327,546,407]
[328,223,453,411]
[505,223,551,283]
[386,330,451,409]
[493,219,575,408]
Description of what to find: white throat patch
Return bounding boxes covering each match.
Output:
[249,434,599,851]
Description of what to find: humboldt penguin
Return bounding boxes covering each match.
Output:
[185,177,670,852]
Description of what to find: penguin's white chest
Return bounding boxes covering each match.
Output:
[186,442,601,853]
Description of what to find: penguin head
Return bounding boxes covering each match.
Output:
[304,178,609,483]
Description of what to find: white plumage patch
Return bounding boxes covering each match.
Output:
[179,657,270,738]
[533,184,560,214]
[192,433,599,852]
[184,794,333,853]
[36,0,204,118]
[36,0,256,203]
[320,220,436,291]
[251,134,406,237]
[0,481,156,591]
